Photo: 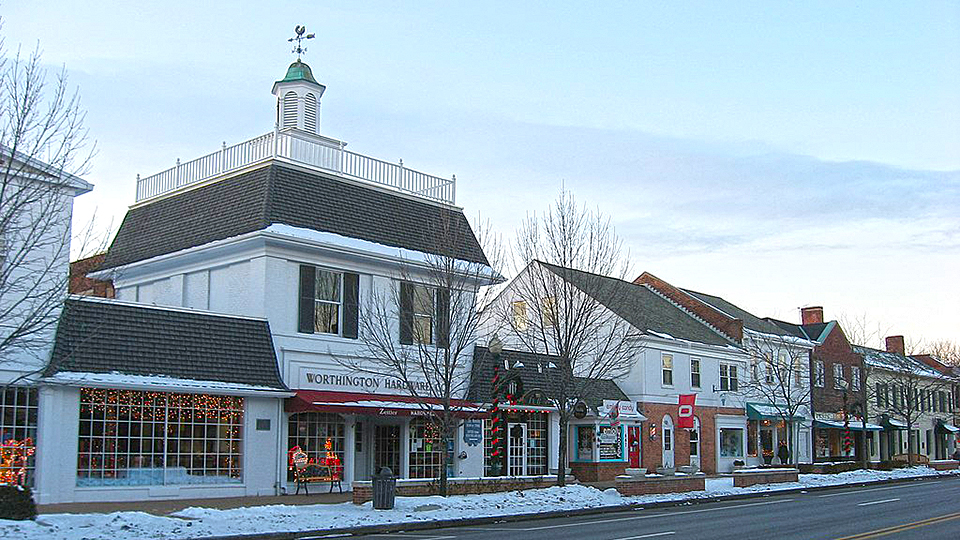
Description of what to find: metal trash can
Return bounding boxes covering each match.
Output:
[372,467,397,510]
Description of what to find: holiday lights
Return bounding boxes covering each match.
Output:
[0,438,34,486]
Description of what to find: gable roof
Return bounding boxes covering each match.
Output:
[539,262,735,348]
[680,288,791,337]
[102,161,487,269]
[46,297,286,390]
[468,346,628,409]
[852,344,944,379]
[769,318,832,343]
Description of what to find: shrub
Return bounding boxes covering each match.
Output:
[0,485,38,520]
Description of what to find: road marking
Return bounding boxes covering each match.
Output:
[612,532,676,540]
[518,498,794,531]
[856,498,900,506]
[832,511,960,539]
[817,485,904,498]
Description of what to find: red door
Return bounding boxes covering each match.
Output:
[628,426,641,468]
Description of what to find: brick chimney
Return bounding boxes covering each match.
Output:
[885,335,905,356]
[801,306,824,325]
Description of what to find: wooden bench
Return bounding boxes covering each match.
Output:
[294,463,342,494]
[891,453,930,465]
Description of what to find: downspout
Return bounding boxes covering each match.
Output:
[275,397,285,495]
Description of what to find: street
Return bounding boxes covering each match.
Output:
[352,477,960,540]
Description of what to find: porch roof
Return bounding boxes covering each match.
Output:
[813,419,883,431]
[746,402,805,422]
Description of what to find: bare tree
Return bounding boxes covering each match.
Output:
[0,28,98,379]
[338,210,502,496]
[737,333,813,465]
[489,189,640,486]
[857,345,952,466]
[927,340,960,367]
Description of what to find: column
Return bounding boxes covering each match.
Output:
[343,415,356,487]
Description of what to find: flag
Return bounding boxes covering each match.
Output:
[677,394,696,429]
[609,401,620,428]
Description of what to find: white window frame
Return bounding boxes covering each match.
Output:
[512,300,528,331]
[815,361,825,387]
[313,268,343,335]
[833,363,845,389]
[690,358,701,388]
[411,284,435,345]
[851,366,861,391]
[720,363,738,391]
[662,353,674,387]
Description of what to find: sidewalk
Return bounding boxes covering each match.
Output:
[39,491,352,516]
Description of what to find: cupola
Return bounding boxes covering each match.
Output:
[272,59,326,135]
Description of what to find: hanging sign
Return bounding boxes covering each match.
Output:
[678,394,696,429]
[463,419,483,446]
[573,401,588,419]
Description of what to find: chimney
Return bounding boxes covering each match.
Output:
[885,335,905,356]
[801,306,824,325]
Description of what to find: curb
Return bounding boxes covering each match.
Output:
[188,473,957,540]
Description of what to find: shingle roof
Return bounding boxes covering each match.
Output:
[103,162,487,269]
[468,347,628,409]
[539,262,735,348]
[680,288,791,337]
[46,297,286,390]
[852,345,944,379]
[768,319,830,343]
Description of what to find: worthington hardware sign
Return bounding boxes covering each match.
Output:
[300,369,431,394]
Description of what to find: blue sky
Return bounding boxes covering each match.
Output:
[4,1,959,344]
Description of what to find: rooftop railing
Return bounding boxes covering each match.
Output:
[134,129,456,205]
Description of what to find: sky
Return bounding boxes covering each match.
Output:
[3,1,959,346]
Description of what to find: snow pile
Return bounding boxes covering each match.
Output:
[1,467,956,540]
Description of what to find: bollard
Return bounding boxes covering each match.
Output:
[372,466,397,510]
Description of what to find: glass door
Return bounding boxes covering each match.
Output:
[374,424,400,476]
[507,423,527,476]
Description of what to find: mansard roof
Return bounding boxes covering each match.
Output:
[102,161,488,269]
[538,262,736,348]
[46,297,287,391]
[468,346,628,409]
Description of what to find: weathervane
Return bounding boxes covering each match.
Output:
[288,25,315,60]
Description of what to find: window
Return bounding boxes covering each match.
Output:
[751,358,759,381]
[400,282,449,347]
[662,354,674,386]
[720,364,738,391]
[778,352,788,380]
[765,361,774,384]
[815,361,825,387]
[512,301,528,331]
[541,296,557,327]
[719,428,744,457]
[834,363,845,389]
[852,366,861,391]
[409,418,444,479]
[794,358,804,386]
[0,387,38,487]
[78,389,243,486]
[298,265,359,338]
[288,412,344,482]
[691,358,701,388]
[876,383,884,408]
[940,391,947,413]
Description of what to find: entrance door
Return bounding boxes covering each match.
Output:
[662,415,675,468]
[760,427,774,463]
[689,417,701,470]
[507,423,527,476]
[628,426,641,468]
[374,424,400,476]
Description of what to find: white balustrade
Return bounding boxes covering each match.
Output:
[135,131,456,204]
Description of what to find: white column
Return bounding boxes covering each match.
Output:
[35,385,80,504]
[549,412,560,472]
[401,420,411,478]
[343,415,356,487]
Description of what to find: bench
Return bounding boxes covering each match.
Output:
[891,453,929,465]
[294,463,342,494]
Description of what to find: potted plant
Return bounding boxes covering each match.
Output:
[762,449,774,465]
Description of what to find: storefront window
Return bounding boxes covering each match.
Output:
[409,418,444,479]
[598,425,623,461]
[747,420,758,457]
[287,412,344,481]
[719,428,744,457]
[0,387,38,487]
[483,413,548,476]
[78,389,243,487]
[577,426,595,461]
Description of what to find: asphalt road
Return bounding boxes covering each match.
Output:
[352,477,960,540]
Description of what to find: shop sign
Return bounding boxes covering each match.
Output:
[463,419,483,446]
[598,425,623,460]
[301,369,431,394]
[573,401,588,419]
[602,400,638,418]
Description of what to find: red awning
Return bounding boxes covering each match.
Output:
[286,390,488,418]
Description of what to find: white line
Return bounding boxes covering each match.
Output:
[817,485,906,498]
[857,498,901,506]
[612,532,676,540]
[521,498,794,531]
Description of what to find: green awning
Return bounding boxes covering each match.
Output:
[936,419,960,434]
[880,415,907,430]
[814,419,883,431]
[746,403,805,422]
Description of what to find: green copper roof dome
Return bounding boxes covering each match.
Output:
[278,60,319,85]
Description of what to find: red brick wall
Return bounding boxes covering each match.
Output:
[570,462,626,482]
[811,325,865,417]
[733,470,798,487]
[615,475,705,496]
[639,402,745,475]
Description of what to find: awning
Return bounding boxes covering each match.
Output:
[287,390,488,418]
[936,419,960,434]
[880,416,907,430]
[746,403,805,422]
[814,419,883,431]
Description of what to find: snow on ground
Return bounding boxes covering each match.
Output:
[2,467,957,540]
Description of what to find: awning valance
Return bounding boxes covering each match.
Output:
[287,390,487,418]
[814,419,883,431]
[746,403,805,422]
[936,419,960,434]
[881,416,907,430]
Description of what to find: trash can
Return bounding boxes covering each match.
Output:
[372,467,396,510]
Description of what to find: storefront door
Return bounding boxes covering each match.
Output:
[760,427,774,463]
[662,415,674,468]
[507,423,527,476]
[628,426,641,468]
[689,417,701,470]
[374,424,400,476]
